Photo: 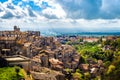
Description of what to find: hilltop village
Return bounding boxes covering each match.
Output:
[0,26,81,80]
[0,26,120,80]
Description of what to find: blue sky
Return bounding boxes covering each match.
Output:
[0,0,120,32]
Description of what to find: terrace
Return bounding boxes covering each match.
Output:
[4,55,30,71]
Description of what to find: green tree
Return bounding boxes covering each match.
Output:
[15,67,20,76]
[72,72,83,80]
[0,67,24,80]
[84,72,90,80]
[104,50,113,61]
[107,65,115,74]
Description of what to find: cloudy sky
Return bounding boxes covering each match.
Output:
[0,0,120,33]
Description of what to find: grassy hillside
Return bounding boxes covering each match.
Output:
[0,67,24,80]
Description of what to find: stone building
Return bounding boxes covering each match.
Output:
[0,37,16,56]
[31,67,65,80]
[4,55,30,71]
[49,58,63,71]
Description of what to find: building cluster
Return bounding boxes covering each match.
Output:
[0,26,40,56]
[0,26,80,80]
[31,44,80,72]
[56,35,103,45]
[56,35,81,44]
[56,35,118,45]
[79,59,104,78]
[1,26,116,80]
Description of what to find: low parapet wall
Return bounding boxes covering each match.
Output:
[4,55,31,71]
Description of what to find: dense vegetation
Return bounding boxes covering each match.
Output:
[0,67,24,80]
[68,37,120,80]
[74,42,101,59]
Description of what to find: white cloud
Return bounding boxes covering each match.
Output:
[31,0,67,19]
[1,18,120,33]
[0,0,120,33]
[42,4,66,19]
[0,0,66,19]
